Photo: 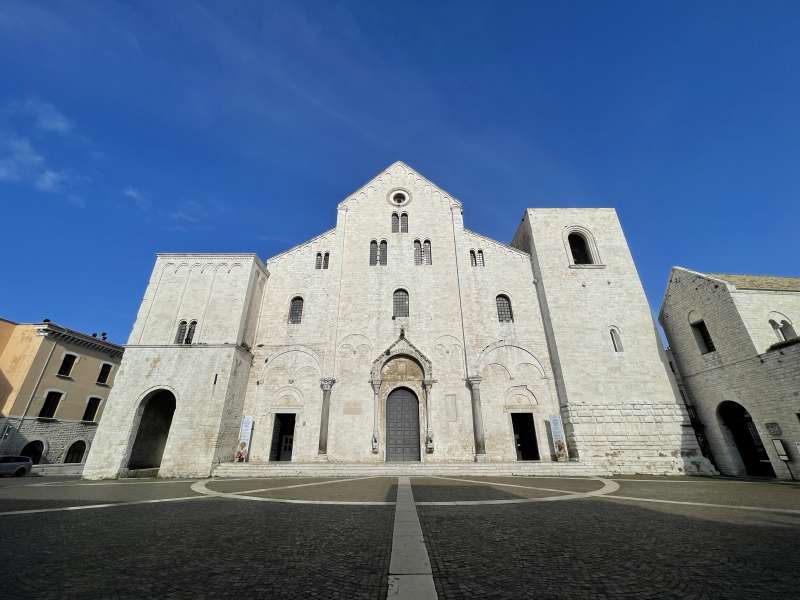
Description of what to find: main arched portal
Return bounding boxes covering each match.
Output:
[128,389,176,471]
[386,387,420,462]
[718,401,775,477]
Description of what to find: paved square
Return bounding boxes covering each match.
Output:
[0,475,797,599]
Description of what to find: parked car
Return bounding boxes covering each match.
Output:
[0,456,33,476]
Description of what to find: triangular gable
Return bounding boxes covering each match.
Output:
[338,161,462,209]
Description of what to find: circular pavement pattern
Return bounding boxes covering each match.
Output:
[190,475,620,506]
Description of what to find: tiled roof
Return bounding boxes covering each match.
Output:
[707,273,800,292]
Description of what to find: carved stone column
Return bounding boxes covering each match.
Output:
[370,379,381,453]
[467,376,486,457]
[422,379,435,453]
[317,378,336,455]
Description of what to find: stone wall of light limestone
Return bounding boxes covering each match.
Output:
[83,255,264,479]
[82,345,252,479]
[240,163,561,465]
[729,290,800,354]
[659,268,800,480]
[513,209,710,474]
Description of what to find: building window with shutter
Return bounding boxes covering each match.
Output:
[379,240,388,265]
[423,240,432,265]
[184,320,197,344]
[323,252,330,269]
[477,250,485,267]
[83,397,102,422]
[96,363,112,384]
[57,354,77,377]
[470,250,477,266]
[400,213,408,232]
[414,240,422,265]
[175,321,187,344]
[315,253,323,269]
[391,213,399,233]
[39,391,63,418]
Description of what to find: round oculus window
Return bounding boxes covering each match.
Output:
[387,189,411,206]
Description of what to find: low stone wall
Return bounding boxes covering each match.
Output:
[32,463,84,476]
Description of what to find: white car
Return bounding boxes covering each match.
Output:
[0,456,33,476]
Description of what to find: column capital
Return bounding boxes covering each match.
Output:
[466,376,482,389]
[319,377,336,392]
[370,378,382,394]
[422,379,436,391]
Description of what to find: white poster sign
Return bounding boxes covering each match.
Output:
[549,415,568,462]
[236,416,254,462]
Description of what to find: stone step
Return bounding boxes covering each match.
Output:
[211,461,609,478]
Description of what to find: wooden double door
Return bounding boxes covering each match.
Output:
[386,387,421,462]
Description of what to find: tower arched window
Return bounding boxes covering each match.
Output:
[400,213,408,233]
[315,253,323,269]
[393,289,409,318]
[391,213,399,233]
[184,320,197,344]
[414,240,422,265]
[174,320,187,344]
[423,240,432,265]
[610,328,624,352]
[370,241,378,266]
[477,250,485,267]
[496,295,513,322]
[379,240,388,265]
[470,250,477,266]
[289,297,304,324]
[568,232,593,265]
[772,318,797,341]
[323,252,330,270]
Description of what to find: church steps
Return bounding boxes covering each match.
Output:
[211,461,609,478]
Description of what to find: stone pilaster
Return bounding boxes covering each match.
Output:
[370,379,381,453]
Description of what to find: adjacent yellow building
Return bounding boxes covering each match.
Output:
[0,318,123,467]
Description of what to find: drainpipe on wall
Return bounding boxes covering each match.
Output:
[16,329,57,431]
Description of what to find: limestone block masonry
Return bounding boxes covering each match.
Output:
[84,162,713,479]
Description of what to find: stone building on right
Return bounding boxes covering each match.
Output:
[659,267,800,480]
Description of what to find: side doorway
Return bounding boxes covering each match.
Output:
[511,413,540,461]
[269,414,296,462]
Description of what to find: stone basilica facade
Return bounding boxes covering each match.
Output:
[84,162,713,479]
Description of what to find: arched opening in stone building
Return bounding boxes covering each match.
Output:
[386,387,421,462]
[127,389,176,471]
[20,440,44,465]
[718,401,775,477]
[64,441,86,463]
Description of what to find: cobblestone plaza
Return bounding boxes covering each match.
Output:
[1,474,798,599]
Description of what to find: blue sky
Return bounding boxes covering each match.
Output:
[1,1,798,343]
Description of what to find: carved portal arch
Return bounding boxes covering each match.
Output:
[370,331,433,385]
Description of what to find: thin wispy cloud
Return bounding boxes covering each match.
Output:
[23,97,73,134]
[123,186,152,211]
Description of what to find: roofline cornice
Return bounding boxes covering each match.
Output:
[35,323,125,359]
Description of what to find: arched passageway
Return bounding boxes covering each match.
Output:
[20,440,44,465]
[718,401,775,477]
[386,387,420,462]
[128,389,176,470]
[64,441,86,463]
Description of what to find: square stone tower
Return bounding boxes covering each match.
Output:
[512,209,713,474]
[82,254,267,479]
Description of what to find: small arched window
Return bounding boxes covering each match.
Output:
[414,240,422,265]
[393,289,409,318]
[175,320,187,344]
[477,250,485,267]
[184,320,197,344]
[568,233,593,265]
[470,250,477,266]
[423,240,432,265]
[391,213,400,233]
[289,297,304,324]
[64,440,86,464]
[379,240,388,265]
[369,240,378,266]
[400,213,408,233]
[315,253,322,269]
[496,295,513,322]
[610,328,624,352]
[323,252,330,270]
